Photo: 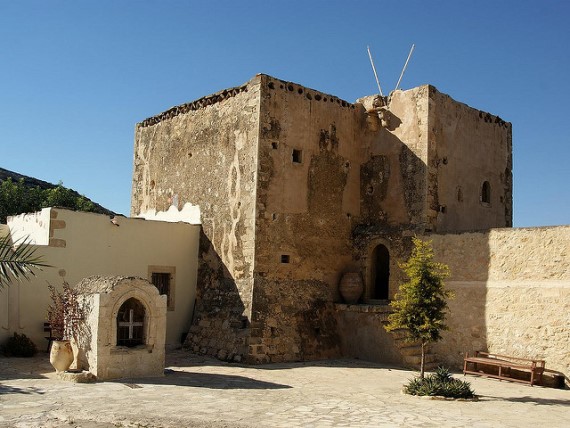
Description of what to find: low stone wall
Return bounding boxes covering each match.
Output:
[335,304,402,364]
[430,226,570,376]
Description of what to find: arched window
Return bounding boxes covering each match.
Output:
[117,298,145,347]
[481,181,491,204]
[371,244,390,300]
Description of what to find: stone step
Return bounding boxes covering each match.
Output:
[403,354,437,366]
[398,345,422,356]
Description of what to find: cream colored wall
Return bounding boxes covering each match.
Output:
[430,227,570,375]
[0,208,199,348]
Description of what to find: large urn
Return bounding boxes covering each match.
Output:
[339,272,364,304]
[49,340,74,373]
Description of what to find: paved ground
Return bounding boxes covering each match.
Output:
[1,351,569,427]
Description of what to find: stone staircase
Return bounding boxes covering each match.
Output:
[385,327,440,372]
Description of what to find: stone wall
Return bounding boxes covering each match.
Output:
[428,87,512,232]
[132,76,262,362]
[251,75,360,362]
[430,227,570,375]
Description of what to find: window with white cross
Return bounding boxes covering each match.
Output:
[117,298,145,347]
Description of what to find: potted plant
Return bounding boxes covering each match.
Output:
[46,281,83,372]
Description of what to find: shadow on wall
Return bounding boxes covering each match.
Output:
[184,230,249,362]
[430,233,491,370]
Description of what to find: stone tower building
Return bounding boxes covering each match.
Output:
[131,74,512,364]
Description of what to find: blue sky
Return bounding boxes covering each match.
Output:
[1,1,568,226]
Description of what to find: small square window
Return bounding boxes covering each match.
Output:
[292,149,303,164]
[280,254,290,263]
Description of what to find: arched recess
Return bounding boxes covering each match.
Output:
[116,297,146,347]
[369,243,390,300]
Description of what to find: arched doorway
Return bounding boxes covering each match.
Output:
[371,244,390,300]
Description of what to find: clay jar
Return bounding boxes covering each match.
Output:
[339,272,364,304]
[49,340,74,373]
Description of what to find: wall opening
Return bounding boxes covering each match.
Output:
[481,181,491,205]
[292,149,303,164]
[117,298,145,347]
[280,254,290,263]
[149,266,176,311]
[370,244,390,300]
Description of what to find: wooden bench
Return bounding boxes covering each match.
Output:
[463,351,545,386]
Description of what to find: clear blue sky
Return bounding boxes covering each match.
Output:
[1,1,568,226]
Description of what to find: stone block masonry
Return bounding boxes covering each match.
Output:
[430,226,570,375]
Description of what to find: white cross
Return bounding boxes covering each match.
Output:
[118,309,143,339]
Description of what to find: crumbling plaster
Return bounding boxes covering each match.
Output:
[132,73,515,365]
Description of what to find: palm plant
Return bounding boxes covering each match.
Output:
[0,234,49,289]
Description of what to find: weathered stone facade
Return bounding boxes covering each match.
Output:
[131,73,515,365]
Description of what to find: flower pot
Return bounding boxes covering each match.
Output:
[49,340,74,373]
[339,272,363,304]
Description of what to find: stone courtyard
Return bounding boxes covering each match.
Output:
[1,351,569,427]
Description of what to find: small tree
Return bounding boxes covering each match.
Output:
[385,237,452,378]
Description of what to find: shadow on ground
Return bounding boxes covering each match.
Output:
[168,352,419,373]
[480,395,570,406]
[115,369,292,390]
[0,384,45,395]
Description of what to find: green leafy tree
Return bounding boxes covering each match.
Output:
[0,235,49,289]
[385,237,452,378]
[0,179,98,223]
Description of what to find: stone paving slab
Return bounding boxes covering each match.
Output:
[1,351,569,427]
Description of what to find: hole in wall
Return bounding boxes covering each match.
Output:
[306,93,312,100]
[366,185,374,195]
[481,181,491,204]
[323,97,327,102]
[280,254,290,264]
[439,205,447,213]
[150,180,156,189]
[292,149,303,164]
[268,82,275,89]
[314,327,321,336]
[442,157,448,165]
[272,213,277,221]
[279,84,284,89]
[298,88,303,94]
[315,94,322,101]
[271,142,278,149]
[288,84,294,91]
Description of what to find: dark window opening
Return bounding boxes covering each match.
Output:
[271,142,278,149]
[292,149,303,164]
[151,272,171,308]
[281,254,290,263]
[117,298,145,347]
[371,244,390,300]
[481,181,491,204]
